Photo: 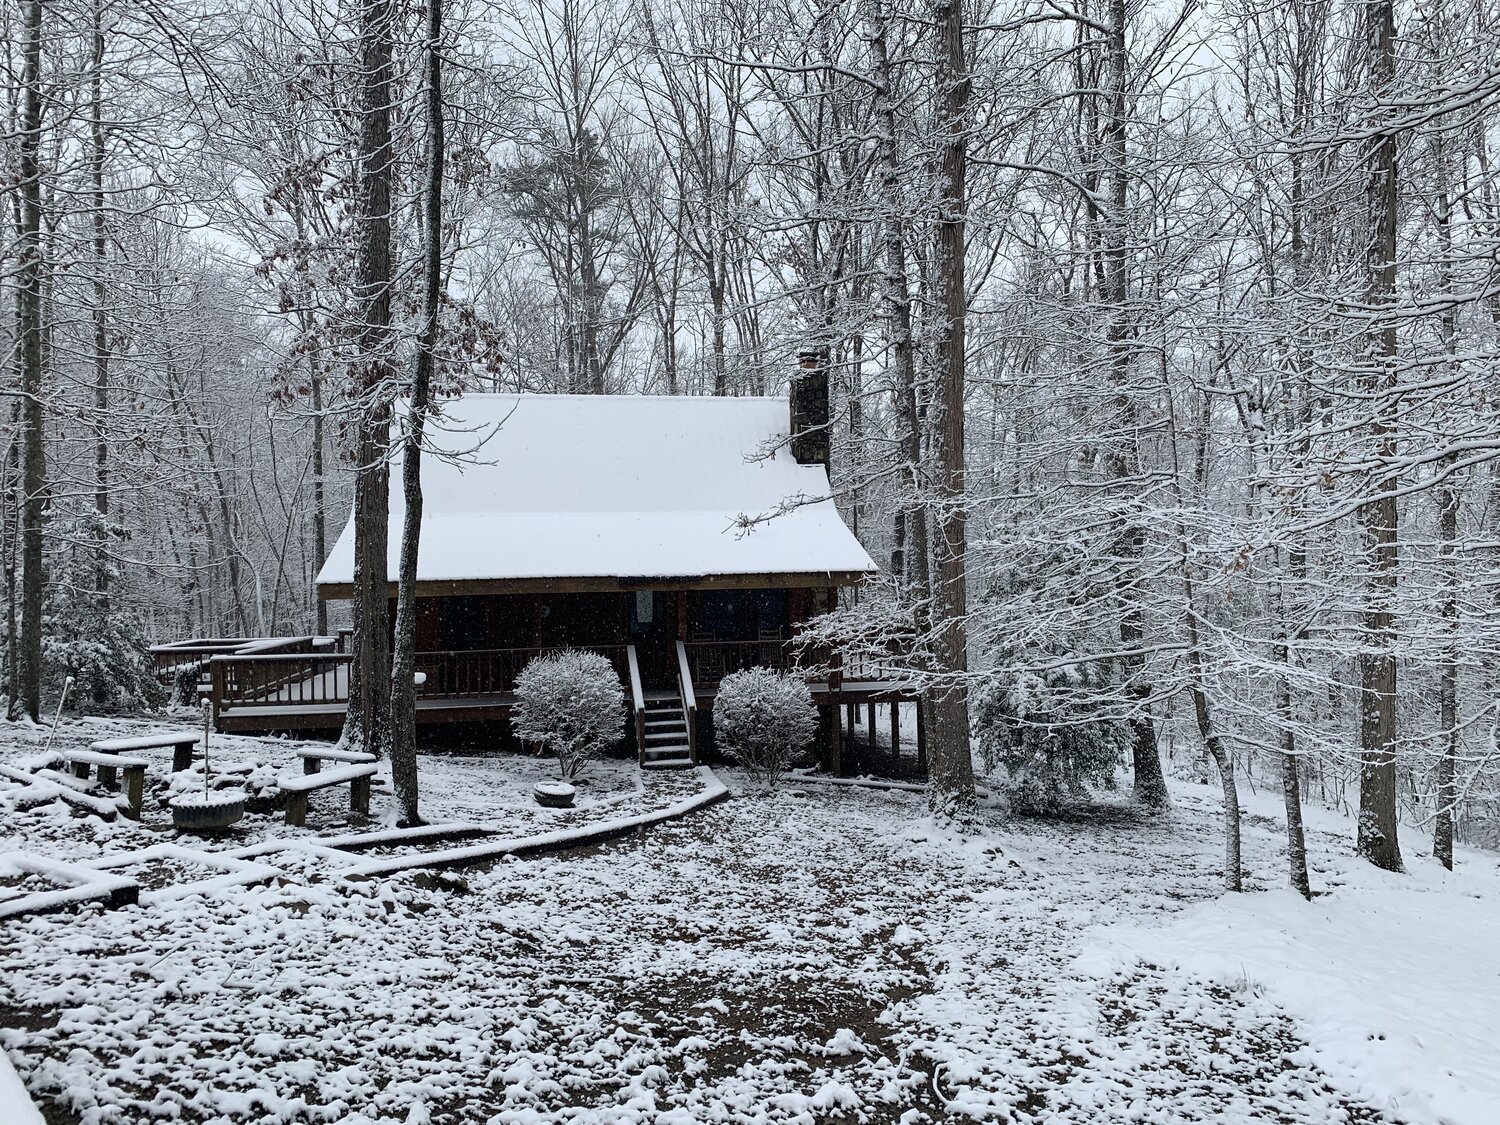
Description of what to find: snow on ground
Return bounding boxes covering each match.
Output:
[0,718,1488,1123]
[1078,781,1500,1125]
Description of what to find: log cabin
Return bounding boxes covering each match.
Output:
[165,364,921,770]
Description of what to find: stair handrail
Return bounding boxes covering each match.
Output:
[675,639,698,766]
[626,644,647,764]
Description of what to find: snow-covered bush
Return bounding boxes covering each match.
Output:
[512,649,625,778]
[713,666,818,789]
[973,667,1129,814]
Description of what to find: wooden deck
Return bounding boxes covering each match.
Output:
[215,677,920,733]
[166,635,923,779]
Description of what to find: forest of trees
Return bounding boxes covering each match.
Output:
[3,0,1499,871]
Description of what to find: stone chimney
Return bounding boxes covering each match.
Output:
[790,348,830,467]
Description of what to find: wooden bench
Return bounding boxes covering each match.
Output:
[62,750,149,820]
[296,747,377,776]
[91,732,200,773]
[278,763,376,826]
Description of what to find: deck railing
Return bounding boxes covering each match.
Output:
[680,639,914,690]
[208,644,634,725]
[682,638,796,686]
[200,636,916,729]
[675,640,698,765]
[626,645,646,760]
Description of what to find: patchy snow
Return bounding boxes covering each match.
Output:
[1078,781,1500,1125]
[1,718,1493,1123]
[316,394,877,586]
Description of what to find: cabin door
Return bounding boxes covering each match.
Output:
[628,591,678,688]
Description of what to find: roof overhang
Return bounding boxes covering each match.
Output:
[317,570,874,600]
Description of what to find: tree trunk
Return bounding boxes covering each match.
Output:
[1274,632,1312,898]
[15,0,45,722]
[340,0,397,759]
[926,0,977,822]
[1355,0,1403,872]
[1432,138,1460,870]
[1099,0,1168,809]
[390,0,445,827]
[91,0,110,611]
[1184,582,1242,891]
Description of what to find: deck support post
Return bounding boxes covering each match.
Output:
[867,702,876,753]
[891,701,900,757]
[915,698,927,773]
[829,703,842,776]
[845,701,855,737]
[209,657,225,731]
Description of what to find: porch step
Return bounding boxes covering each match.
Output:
[644,730,686,744]
[641,744,694,769]
[644,717,685,730]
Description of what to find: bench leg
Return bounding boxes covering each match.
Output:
[72,761,91,781]
[122,767,145,821]
[98,763,118,789]
[174,742,195,773]
[286,791,309,827]
[351,776,371,817]
[303,758,321,776]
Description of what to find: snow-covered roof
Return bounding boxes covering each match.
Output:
[316,393,877,591]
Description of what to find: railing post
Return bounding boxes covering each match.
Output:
[209,657,225,731]
[626,645,646,766]
[676,640,697,766]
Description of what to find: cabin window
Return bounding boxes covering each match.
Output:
[750,589,787,637]
[698,591,741,639]
[439,596,489,651]
[634,590,654,626]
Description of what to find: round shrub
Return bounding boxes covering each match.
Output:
[512,649,625,779]
[713,666,818,790]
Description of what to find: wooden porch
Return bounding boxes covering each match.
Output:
[153,637,922,773]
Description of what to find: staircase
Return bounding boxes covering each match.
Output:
[640,691,694,769]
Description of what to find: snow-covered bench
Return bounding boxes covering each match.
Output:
[279,763,376,826]
[61,750,149,820]
[295,747,377,776]
[91,731,200,773]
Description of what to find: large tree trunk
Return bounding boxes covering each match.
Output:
[91,0,110,612]
[14,0,45,722]
[926,0,977,821]
[390,0,445,827]
[1099,0,1168,809]
[340,0,397,759]
[1432,140,1460,870]
[1355,0,1403,872]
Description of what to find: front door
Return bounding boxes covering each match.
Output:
[628,591,678,687]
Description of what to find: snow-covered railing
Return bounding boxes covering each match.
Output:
[626,644,646,758]
[209,650,351,723]
[682,638,797,686]
[207,644,634,727]
[675,640,698,765]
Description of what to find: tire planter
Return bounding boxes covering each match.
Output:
[171,790,247,833]
[533,782,576,809]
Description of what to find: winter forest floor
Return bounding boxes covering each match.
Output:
[1,719,1497,1124]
